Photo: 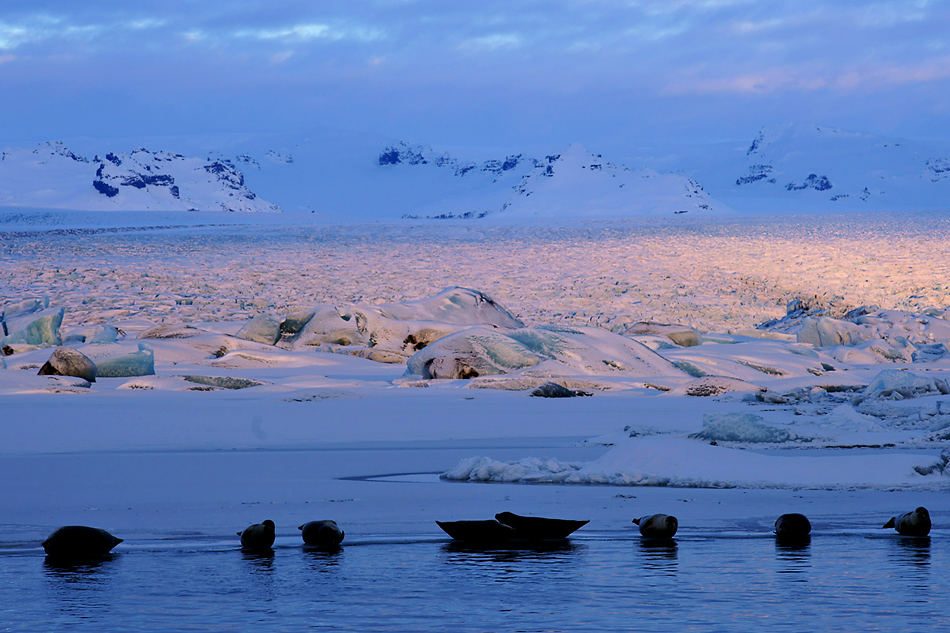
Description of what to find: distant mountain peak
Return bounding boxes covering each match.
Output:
[0,143,280,213]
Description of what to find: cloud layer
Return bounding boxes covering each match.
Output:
[2,1,948,147]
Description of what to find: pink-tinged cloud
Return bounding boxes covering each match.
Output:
[0,55,15,64]
[665,58,950,95]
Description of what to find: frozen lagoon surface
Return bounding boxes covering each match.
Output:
[1,210,949,630]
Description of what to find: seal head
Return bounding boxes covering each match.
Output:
[299,520,344,548]
[633,514,678,538]
[238,519,276,551]
[774,513,811,542]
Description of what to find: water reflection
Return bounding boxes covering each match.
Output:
[637,539,677,576]
[775,538,811,577]
[43,554,119,619]
[439,541,582,584]
[303,546,343,573]
[241,549,275,575]
[44,553,119,575]
[890,537,931,567]
[888,536,931,594]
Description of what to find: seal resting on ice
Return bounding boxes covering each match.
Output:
[299,520,344,547]
[774,513,811,542]
[633,514,678,538]
[494,512,589,540]
[42,526,123,561]
[883,507,931,536]
[238,519,276,551]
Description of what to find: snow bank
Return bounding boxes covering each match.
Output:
[444,436,948,489]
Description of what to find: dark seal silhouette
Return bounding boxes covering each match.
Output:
[774,513,811,542]
[494,512,589,540]
[883,507,931,536]
[42,526,123,562]
[238,519,276,551]
[299,520,344,547]
[436,519,518,544]
[633,514,678,538]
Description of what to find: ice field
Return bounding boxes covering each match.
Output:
[1,210,949,630]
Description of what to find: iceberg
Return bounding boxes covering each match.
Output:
[689,413,794,443]
[96,343,155,378]
[406,324,686,380]
[852,369,950,404]
[236,314,282,345]
[1,298,64,347]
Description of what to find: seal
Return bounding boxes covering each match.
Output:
[883,507,931,536]
[299,520,344,547]
[494,512,589,540]
[238,519,276,551]
[42,525,123,562]
[774,513,811,542]
[633,514,678,538]
[436,519,517,544]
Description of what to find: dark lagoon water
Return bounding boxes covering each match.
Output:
[2,532,946,632]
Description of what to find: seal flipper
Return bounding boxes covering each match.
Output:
[632,518,641,525]
[883,517,896,529]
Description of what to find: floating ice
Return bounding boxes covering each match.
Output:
[852,369,950,404]
[407,327,541,379]
[96,343,155,378]
[236,314,282,345]
[444,436,948,489]
[285,288,521,361]
[1,298,64,347]
[797,316,869,347]
[441,456,584,483]
[624,322,702,347]
[668,376,763,397]
[689,413,794,443]
[406,324,685,379]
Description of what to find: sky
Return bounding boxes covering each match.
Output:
[2,1,950,151]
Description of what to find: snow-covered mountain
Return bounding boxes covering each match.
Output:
[669,123,950,213]
[497,143,723,219]
[379,142,727,219]
[3,123,948,218]
[0,142,280,213]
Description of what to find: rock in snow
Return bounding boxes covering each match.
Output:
[37,346,98,382]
